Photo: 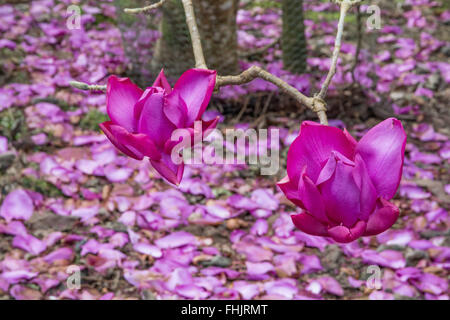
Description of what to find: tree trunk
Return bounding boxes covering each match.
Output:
[281,0,307,74]
[194,0,240,75]
[114,0,157,86]
[151,0,195,79]
[115,0,239,82]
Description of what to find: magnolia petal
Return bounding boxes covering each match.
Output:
[356,118,407,200]
[201,117,220,138]
[343,128,357,149]
[150,152,185,186]
[328,220,367,243]
[114,131,161,161]
[291,213,328,236]
[364,198,400,236]
[173,69,216,126]
[100,121,161,160]
[277,175,304,208]
[299,173,329,224]
[188,118,220,144]
[353,154,377,221]
[164,90,188,128]
[137,88,176,149]
[155,231,196,249]
[106,76,143,132]
[152,69,172,93]
[0,189,34,222]
[316,151,354,186]
[316,154,337,185]
[287,121,355,187]
[163,117,219,155]
[319,158,360,227]
[163,128,192,155]
[99,121,143,160]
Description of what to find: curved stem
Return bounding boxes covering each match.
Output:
[317,1,351,99]
[217,66,328,125]
[73,0,360,126]
[124,0,166,14]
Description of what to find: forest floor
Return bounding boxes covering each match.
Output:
[0,0,449,300]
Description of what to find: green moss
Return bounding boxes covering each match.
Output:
[21,176,63,198]
[114,0,148,26]
[0,48,26,66]
[93,13,117,27]
[305,10,356,24]
[434,0,450,14]
[443,0,450,9]
[247,0,282,9]
[212,187,233,198]
[79,109,110,132]
[0,109,27,141]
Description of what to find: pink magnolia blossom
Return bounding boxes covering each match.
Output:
[278,118,407,243]
[99,69,218,185]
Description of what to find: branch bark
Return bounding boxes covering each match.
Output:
[69,81,106,92]
[71,0,360,126]
[317,0,353,99]
[216,66,328,125]
[180,0,207,69]
[350,4,362,85]
[124,0,166,14]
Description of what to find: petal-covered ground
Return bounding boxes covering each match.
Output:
[0,0,449,300]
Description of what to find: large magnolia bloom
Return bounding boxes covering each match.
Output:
[278,118,407,243]
[99,69,218,185]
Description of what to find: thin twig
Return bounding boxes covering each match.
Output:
[253,91,274,129]
[181,0,207,69]
[124,0,166,14]
[69,81,106,92]
[317,0,356,99]
[73,0,360,126]
[350,4,362,85]
[234,96,251,124]
[216,66,328,125]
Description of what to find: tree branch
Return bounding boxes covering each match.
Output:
[70,0,360,126]
[350,4,362,85]
[177,0,328,124]
[181,0,207,69]
[317,0,357,99]
[124,0,166,14]
[216,66,328,125]
[69,81,106,92]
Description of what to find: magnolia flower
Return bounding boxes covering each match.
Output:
[278,118,407,243]
[99,69,218,185]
